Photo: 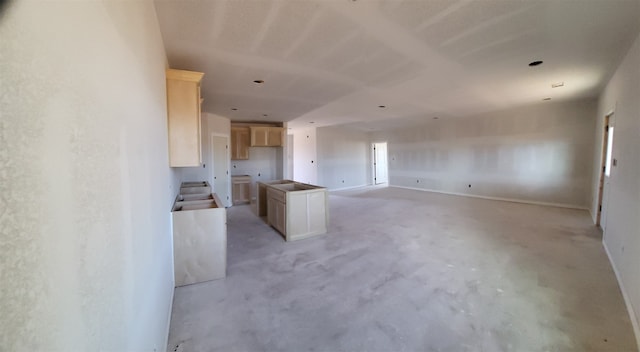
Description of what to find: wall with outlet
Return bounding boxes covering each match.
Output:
[317,126,370,190]
[232,147,280,198]
[594,31,640,346]
[292,127,318,184]
[1,1,175,350]
[372,98,597,208]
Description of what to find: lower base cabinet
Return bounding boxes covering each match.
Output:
[232,175,251,205]
[264,181,328,241]
[172,192,226,286]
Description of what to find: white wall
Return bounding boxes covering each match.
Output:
[373,99,597,208]
[1,1,175,351]
[594,32,640,346]
[292,128,318,184]
[317,126,370,190]
[232,147,280,198]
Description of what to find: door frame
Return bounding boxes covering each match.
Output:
[371,142,389,185]
[210,133,231,207]
[596,111,614,227]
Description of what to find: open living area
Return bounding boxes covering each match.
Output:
[2,1,640,351]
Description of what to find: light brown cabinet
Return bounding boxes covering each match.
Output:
[267,188,286,234]
[263,181,329,241]
[231,126,250,160]
[166,69,204,167]
[250,126,284,147]
[231,175,251,205]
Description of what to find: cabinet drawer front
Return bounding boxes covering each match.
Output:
[267,187,286,203]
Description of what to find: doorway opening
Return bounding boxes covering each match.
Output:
[596,113,614,228]
[372,142,388,185]
[211,134,231,207]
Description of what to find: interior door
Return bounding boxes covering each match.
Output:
[373,142,388,184]
[600,114,615,230]
[212,135,231,207]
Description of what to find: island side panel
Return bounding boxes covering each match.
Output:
[286,189,328,241]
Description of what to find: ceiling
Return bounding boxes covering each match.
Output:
[155,0,640,130]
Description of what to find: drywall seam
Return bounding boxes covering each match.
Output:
[391,186,589,210]
[603,240,640,350]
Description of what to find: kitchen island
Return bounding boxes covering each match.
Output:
[257,180,328,241]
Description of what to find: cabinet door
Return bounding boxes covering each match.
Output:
[275,200,286,234]
[240,182,250,203]
[166,69,204,167]
[231,127,249,160]
[250,127,269,147]
[267,128,284,147]
[232,183,241,205]
[267,197,277,227]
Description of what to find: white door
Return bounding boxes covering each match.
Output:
[373,142,388,184]
[600,115,615,230]
[211,135,231,207]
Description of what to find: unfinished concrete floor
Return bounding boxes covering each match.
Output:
[167,187,637,352]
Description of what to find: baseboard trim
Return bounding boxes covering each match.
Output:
[390,186,588,210]
[328,184,370,192]
[603,241,640,351]
[163,284,175,352]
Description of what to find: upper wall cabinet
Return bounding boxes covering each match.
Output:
[166,68,204,167]
[251,126,284,147]
[231,126,250,160]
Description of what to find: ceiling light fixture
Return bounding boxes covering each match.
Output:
[253,80,264,84]
[528,60,543,67]
[378,105,386,108]
[551,82,564,88]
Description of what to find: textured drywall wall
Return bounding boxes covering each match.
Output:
[317,126,370,190]
[595,31,640,347]
[232,147,279,198]
[0,1,175,351]
[292,128,318,184]
[372,99,597,208]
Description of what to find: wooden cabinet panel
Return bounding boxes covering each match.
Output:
[250,126,284,147]
[231,127,250,160]
[166,69,204,167]
[268,128,283,146]
[231,175,251,205]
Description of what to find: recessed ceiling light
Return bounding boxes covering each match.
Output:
[551,82,564,88]
[378,105,386,108]
[231,108,238,111]
[543,97,551,101]
[253,80,264,84]
[528,60,543,67]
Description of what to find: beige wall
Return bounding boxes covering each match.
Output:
[594,32,640,347]
[373,99,597,208]
[317,126,370,190]
[292,127,318,184]
[1,1,175,350]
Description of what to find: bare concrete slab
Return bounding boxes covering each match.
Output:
[167,187,637,352]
